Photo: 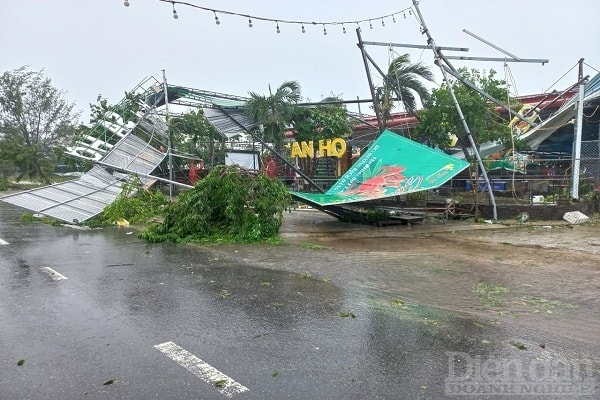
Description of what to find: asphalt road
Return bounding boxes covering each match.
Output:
[0,201,597,399]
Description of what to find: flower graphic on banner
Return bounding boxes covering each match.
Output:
[344,163,406,195]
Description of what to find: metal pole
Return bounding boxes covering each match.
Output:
[462,29,521,61]
[162,70,174,200]
[362,50,411,115]
[571,83,585,200]
[217,106,325,193]
[356,28,384,134]
[412,0,497,220]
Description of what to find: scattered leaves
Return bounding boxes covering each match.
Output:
[391,299,405,307]
[474,282,509,308]
[509,340,527,350]
[338,311,356,318]
[214,379,228,388]
[17,359,25,366]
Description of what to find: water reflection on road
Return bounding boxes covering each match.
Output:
[1,202,598,399]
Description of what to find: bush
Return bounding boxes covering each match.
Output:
[84,176,168,227]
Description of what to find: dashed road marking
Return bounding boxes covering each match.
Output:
[40,267,68,281]
[154,341,249,397]
[0,238,8,245]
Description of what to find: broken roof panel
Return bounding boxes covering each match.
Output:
[202,107,256,139]
[522,72,600,150]
[100,133,166,175]
[0,166,123,224]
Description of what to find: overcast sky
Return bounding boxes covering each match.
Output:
[2,0,599,122]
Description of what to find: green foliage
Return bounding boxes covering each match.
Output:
[21,213,61,226]
[292,101,354,142]
[375,53,435,118]
[245,81,302,150]
[85,177,168,227]
[168,109,224,165]
[415,68,512,153]
[0,175,7,191]
[90,92,143,125]
[140,165,291,243]
[0,66,79,183]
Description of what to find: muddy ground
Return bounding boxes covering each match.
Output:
[210,210,600,351]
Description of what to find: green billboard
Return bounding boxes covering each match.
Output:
[293,130,469,206]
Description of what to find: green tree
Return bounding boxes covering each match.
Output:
[89,92,143,125]
[292,97,354,143]
[414,68,513,157]
[168,109,224,166]
[375,53,435,121]
[245,81,301,150]
[0,66,79,183]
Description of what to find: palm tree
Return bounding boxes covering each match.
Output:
[245,81,301,151]
[376,53,435,121]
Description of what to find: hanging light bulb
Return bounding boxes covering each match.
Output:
[323,24,327,36]
[301,24,305,33]
[276,21,280,33]
[123,0,130,7]
[392,14,396,23]
[369,20,373,29]
[342,24,346,34]
[409,9,412,15]
[213,11,220,25]
[172,3,178,19]
[403,12,406,19]
[248,18,253,28]
[381,18,385,27]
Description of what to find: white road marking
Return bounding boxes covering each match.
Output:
[40,267,68,281]
[154,341,249,397]
[0,238,8,245]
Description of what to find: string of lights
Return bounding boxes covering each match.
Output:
[123,0,414,34]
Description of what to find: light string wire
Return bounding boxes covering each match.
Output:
[126,0,413,32]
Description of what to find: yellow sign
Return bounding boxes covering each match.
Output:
[286,138,347,158]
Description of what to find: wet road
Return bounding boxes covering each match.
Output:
[0,202,598,399]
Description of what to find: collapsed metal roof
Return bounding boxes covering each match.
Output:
[0,76,255,224]
[0,166,123,224]
[523,72,600,150]
[202,107,256,139]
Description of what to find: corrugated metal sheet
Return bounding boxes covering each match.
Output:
[202,108,256,139]
[137,114,168,138]
[454,72,600,158]
[524,72,600,150]
[0,166,123,224]
[100,133,166,175]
